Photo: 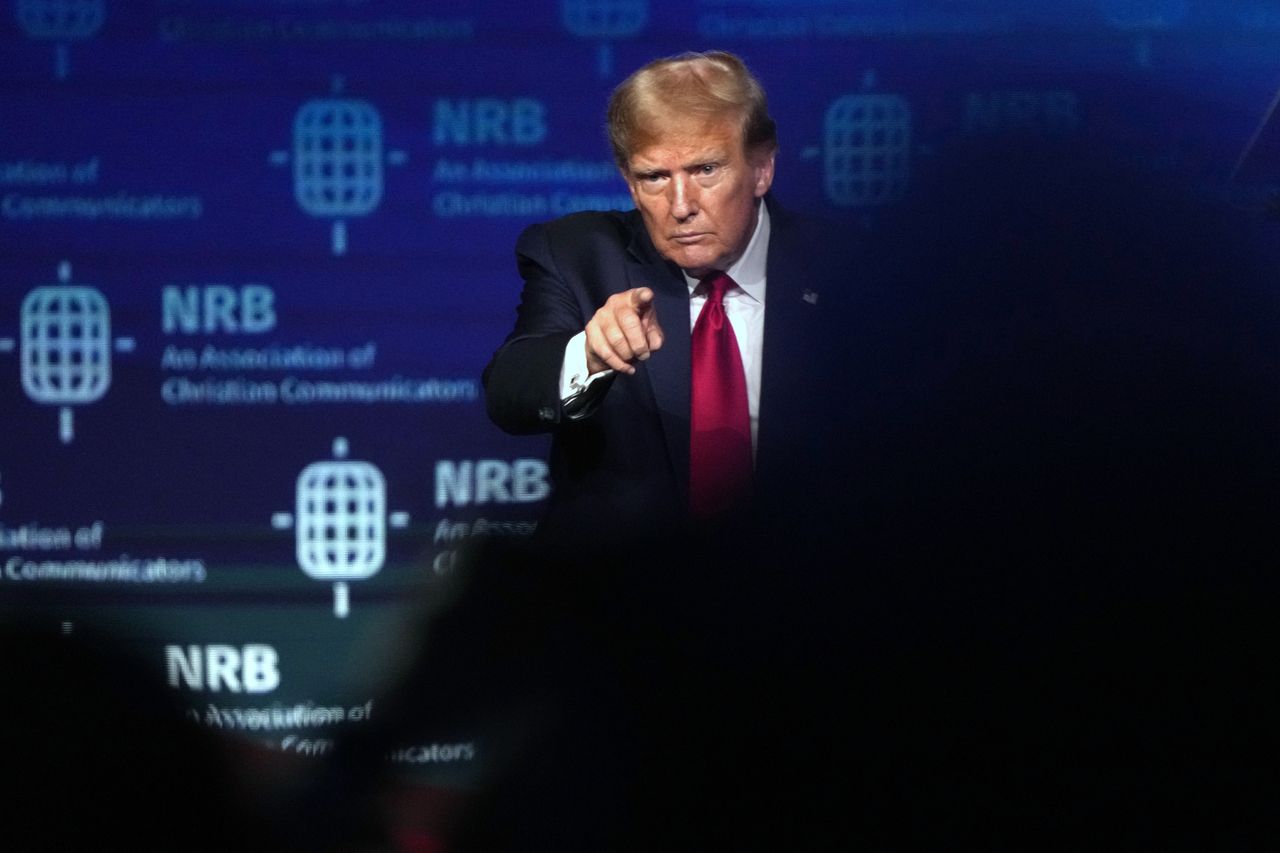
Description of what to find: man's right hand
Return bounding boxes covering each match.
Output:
[585,287,665,375]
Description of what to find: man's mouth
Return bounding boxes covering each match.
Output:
[671,232,708,245]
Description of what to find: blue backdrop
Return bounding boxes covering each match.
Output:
[2,0,1278,791]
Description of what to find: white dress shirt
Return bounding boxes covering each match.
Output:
[561,203,770,453]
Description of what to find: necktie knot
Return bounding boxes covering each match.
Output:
[700,271,734,304]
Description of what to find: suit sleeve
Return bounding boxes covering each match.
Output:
[483,221,615,435]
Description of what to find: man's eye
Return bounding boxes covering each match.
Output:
[699,164,718,175]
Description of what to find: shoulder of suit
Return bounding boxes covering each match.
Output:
[767,197,865,264]
[767,196,846,242]
[525,208,640,246]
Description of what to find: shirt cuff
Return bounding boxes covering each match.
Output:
[560,331,615,418]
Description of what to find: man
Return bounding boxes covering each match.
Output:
[471,53,1279,851]
[484,51,860,540]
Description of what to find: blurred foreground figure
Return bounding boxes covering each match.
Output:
[330,132,1278,852]
[0,620,295,852]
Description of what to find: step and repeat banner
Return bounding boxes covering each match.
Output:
[2,1,1278,786]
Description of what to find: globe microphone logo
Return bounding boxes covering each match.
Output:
[1100,0,1190,29]
[293,98,383,254]
[271,79,406,256]
[1099,0,1190,66]
[272,438,410,618]
[560,0,647,76]
[6,262,135,443]
[561,0,646,37]
[15,0,105,79]
[823,91,912,207]
[21,286,110,442]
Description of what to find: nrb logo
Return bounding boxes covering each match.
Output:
[1099,0,1190,66]
[818,76,912,208]
[1100,0,1190,28]
[0,262,136,443]
[270,78,407,256]
[561,0,646,37]
[561,0,648,76]
[166,644,280,693]
[15,0,104,79]
[271,437,410,618]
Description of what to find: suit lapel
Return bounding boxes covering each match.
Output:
[757,200,827,479]
[625,214,691,505]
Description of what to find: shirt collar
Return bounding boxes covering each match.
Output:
[683,201,770,303]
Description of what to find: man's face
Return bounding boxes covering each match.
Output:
[624,116,776,277]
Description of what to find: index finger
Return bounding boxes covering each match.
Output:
[629,287,654,310]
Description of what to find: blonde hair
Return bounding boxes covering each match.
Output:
[607,51,777,169]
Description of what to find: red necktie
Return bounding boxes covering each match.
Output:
[690,271,753,518]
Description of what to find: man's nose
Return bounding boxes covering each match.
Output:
[669,175,698,220]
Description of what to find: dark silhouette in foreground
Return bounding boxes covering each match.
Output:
[343,139,1279,851]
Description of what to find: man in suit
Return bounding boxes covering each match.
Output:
[484,51,858,541]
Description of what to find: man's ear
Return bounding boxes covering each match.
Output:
[752,149,776,198]
[621,167,641,208]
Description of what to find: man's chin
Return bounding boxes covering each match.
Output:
[663,247,720,277]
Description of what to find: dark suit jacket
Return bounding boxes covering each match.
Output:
[483,197,866,540]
